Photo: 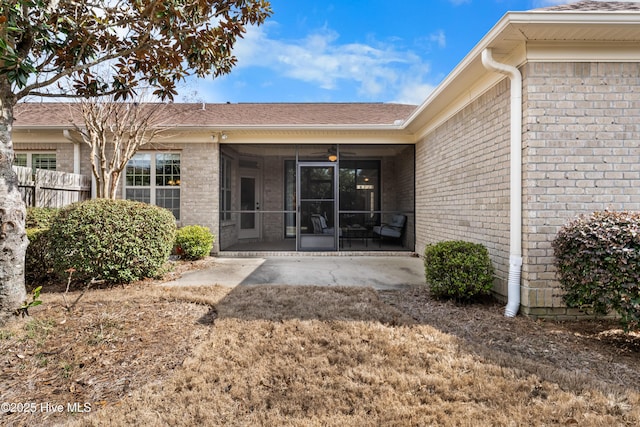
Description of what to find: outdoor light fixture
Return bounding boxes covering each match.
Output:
[213,132,228,142]
[327,145,338,162]
[314,145,340,161]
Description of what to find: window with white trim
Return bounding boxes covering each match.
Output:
[14,152,57,170]
[125,153,181,219]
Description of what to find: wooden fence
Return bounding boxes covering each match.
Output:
[14,166,91,208]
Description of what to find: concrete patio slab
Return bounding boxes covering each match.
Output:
[161,256,425,290]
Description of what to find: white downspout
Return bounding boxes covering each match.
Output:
[481,48,522,318]
[64,129,95,198]
[63,129,81,175]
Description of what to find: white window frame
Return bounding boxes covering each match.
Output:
[124,152,181,219]
[14,152,57,170]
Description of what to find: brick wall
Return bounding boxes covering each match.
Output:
[521,62,640,317]
[56,144,75,172]
[262,156,285,241]
[415,79,512,298]
[380,156,397,215]
[393,146,415,249]
[416,62,640,315]
[180,142,218,235]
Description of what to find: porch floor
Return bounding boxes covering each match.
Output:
[221,237,410,253]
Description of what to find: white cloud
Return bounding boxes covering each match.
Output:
[232,23,435,102]
[392,81,436,105]
[429,30,447,49]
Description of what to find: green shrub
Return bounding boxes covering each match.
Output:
[47,199,176,285]
[175,225,214,260]
[552,211,640,331]
[25,208,60,286]
[26,207,59,229]
[26,227,54,286]
[424,240,494,301]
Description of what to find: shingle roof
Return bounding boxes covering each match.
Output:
[13,102,418,128]
[537,1,640,11]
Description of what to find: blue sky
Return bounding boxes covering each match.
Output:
[177,0,617,105]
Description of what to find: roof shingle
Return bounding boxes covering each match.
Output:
[537,1,640,12]
[13,102,418,127]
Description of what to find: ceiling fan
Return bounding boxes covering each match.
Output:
[311,145,356,161]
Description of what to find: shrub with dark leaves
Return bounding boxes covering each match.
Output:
[552,211,640,331]
[26,207,59,228]
[48,199,176,285]
[25,208,59,286]
[26,228,54,286]
[424,240,494,302]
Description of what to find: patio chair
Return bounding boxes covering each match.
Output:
[311,214,333,234]
[311,214,341,236]
[372,214,406,247]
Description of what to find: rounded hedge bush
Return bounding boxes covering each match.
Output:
[424,240,494,301]
[552,210,640,331]
[47,199,177,285]
[175,225,214,260]
[26,207,59,286]
[26,207,59,229]
[26,227,54,286]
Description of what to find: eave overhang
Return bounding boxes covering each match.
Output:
[403,9,640,139]
[12,124,415,145]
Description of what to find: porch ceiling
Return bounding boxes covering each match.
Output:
[225,143,411,158]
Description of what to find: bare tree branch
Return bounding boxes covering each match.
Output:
[69,96,170,199]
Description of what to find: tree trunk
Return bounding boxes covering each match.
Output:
[0,96,27,325]
[108,170,121,199]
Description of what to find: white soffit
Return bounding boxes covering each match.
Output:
[209,129,415,145]
[505,11,640,62]
[527,41,640,62]
[157,127,415,145]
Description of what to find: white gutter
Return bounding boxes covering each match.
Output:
[161,124,409,132]
[481,48,522,318]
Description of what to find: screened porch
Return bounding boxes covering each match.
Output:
[219,144,415,253]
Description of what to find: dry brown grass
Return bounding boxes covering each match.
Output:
[1,260,639,426]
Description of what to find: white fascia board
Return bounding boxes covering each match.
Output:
[222,134,415,145]
[169,124,408,132]
[404,13,526,140]
[402,13,520,136]
[13,125,70,130]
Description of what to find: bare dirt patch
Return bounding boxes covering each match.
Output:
[1,258,639,426]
